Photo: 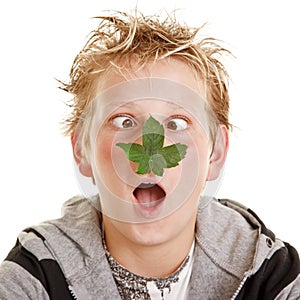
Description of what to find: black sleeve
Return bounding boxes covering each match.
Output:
[3,230,76,300]
[235,243,300,300]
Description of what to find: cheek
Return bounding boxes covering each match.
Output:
[187,133,211,169]
[186,133,211,193]
[95,134,114,168]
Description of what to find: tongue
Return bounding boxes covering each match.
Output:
[134,185,165,207]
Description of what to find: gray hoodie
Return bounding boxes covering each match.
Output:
[0,196,299,299]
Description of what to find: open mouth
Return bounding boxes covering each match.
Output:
[133,183,166,209]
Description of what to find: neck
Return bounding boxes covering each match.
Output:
[102,215,196,278]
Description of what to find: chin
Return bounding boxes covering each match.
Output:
[126,215,183,247]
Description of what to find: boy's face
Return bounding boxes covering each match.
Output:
[74,58,228,246]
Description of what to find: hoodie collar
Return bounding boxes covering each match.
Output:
[194,197,259,279]
[38,196,261,283]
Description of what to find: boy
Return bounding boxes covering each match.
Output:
[0,10,299,300]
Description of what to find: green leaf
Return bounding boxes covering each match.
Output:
[160,143,188,168]
[116,143,145,161]
[116,142,150,174]
[136,158,150,174]
[149,154,167,177]
[116,116,188,176]
[142,116,164,156]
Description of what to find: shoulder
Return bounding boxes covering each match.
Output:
[211,198,300,299]
[235,241,300,299]
[0,260,49,300]
[0,228,74,299]
[0,195,101,300]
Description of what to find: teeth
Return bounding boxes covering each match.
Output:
[139,183,156,188]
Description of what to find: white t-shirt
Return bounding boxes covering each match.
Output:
[147,240,195,300]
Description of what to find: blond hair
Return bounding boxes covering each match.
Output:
[61,11,232,153]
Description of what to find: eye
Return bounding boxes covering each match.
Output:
[111,115,136,129]
[166,117,189,131]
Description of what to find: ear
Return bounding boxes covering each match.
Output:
[71,132,93,178]
[206,125,229,181]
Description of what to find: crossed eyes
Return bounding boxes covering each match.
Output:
[111,115,189,131]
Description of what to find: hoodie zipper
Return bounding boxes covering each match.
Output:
[230,275,248,300]
[44,239,79,299]
[68,284,79,300]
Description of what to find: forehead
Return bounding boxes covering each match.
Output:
[98,57,205,98]
[112,99,183,114]
[91,59,207,122]
[94,77,207,119]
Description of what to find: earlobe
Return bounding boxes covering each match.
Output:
[206,125,229,181]
[71,133,93,178]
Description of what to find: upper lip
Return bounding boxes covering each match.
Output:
[135,174,161,186]
[134,181,165,191]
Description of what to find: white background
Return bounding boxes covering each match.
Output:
[0,0,299,260]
